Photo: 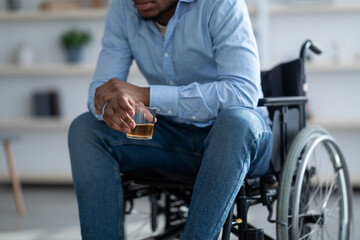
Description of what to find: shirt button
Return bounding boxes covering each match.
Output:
[164,52,169,57]
[192,116,196,120]
[170,81,174,85]
[168,109,172,114]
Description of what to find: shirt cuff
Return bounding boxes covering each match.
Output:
[150,85,179,116]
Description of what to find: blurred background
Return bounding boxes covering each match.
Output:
[0,0,359,239]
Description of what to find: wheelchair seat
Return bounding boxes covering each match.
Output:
[121,40,354,240]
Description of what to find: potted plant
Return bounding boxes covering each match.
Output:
[61,29,91,63]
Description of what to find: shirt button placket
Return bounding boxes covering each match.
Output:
[163,27,176,85]
[163,48,175,84]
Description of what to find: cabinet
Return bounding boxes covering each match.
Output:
[1,1,360,185]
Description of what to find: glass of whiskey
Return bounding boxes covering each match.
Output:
[126,106,157,140]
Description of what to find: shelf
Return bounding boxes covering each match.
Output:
[0,172,73,184]
[247,3,360,16]
[308,118,360,130]
[0,8,108,22]
[306,62,360,73]
[270,3,360,15]
[2,62,359,79]
[0,64,142,78]
[0,118,72,131]
[268,61,360,73]
[0,64,95,77]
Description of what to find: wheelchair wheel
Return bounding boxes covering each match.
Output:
[276,126,353,240]
[124,196,166,239]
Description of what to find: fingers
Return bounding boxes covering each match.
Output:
[103,94,136,133]
[97,89,155,133]
[94,78,122,115]
[134,104,156,123]
[94,79,151,117]
[121,100,135,117]
[113,104,136,130]
[142,109,155,122]
[104,107,134,134]
[103,109,127,133]
[94,84,110,115]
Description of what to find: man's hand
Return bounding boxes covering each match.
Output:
[94,78,150,133]
[95,78,149,115]
[103,92,136,133]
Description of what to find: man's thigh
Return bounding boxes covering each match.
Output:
[110,115,209,177]
[202,107,272,177]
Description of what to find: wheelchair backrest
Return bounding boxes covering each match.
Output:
[260,58,306,173]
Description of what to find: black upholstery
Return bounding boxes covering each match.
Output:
[260,59,305,172]
[261,58,304,120]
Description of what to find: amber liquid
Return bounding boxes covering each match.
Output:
[127,124,154,140]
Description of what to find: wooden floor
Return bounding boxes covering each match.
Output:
[0,185,359,240]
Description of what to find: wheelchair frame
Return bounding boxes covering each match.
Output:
[122,40,354,240]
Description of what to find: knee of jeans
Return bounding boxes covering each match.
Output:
[216,107,266,137]
[68,112,96,148]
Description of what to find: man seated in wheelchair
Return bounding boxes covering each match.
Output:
[68,0,273,239]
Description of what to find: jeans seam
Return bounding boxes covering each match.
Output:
[113,159,123,239]
[209,131,270,238]
[209,158,250,239]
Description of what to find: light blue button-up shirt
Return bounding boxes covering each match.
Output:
[88,0,268,127]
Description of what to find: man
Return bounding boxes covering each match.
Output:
[68,0,273,239]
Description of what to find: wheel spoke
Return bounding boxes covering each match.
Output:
[299,216,322,240]
[321,178,337,210]
[303,180,321,210]
[326,195,342,217]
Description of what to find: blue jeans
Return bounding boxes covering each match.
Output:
[68,107,273,240]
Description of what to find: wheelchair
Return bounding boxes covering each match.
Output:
[121,40,354,240]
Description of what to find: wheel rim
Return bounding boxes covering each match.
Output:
[291,135,350,240]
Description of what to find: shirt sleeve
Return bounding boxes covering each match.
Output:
[149,0,261,123]
[87,0,133,120]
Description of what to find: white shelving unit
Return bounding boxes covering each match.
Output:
[307,62,360,73]
[267,61,360,73]
[269,2,360,15]
[0,118,71,132]
[2,61,359,79]
[0,8,108,21]
[0,64,95,77]
[308,117,360,130]
[0,63,142,78]
[0,5,111,183]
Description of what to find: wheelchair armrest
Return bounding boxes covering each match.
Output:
[258,96,307,107]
